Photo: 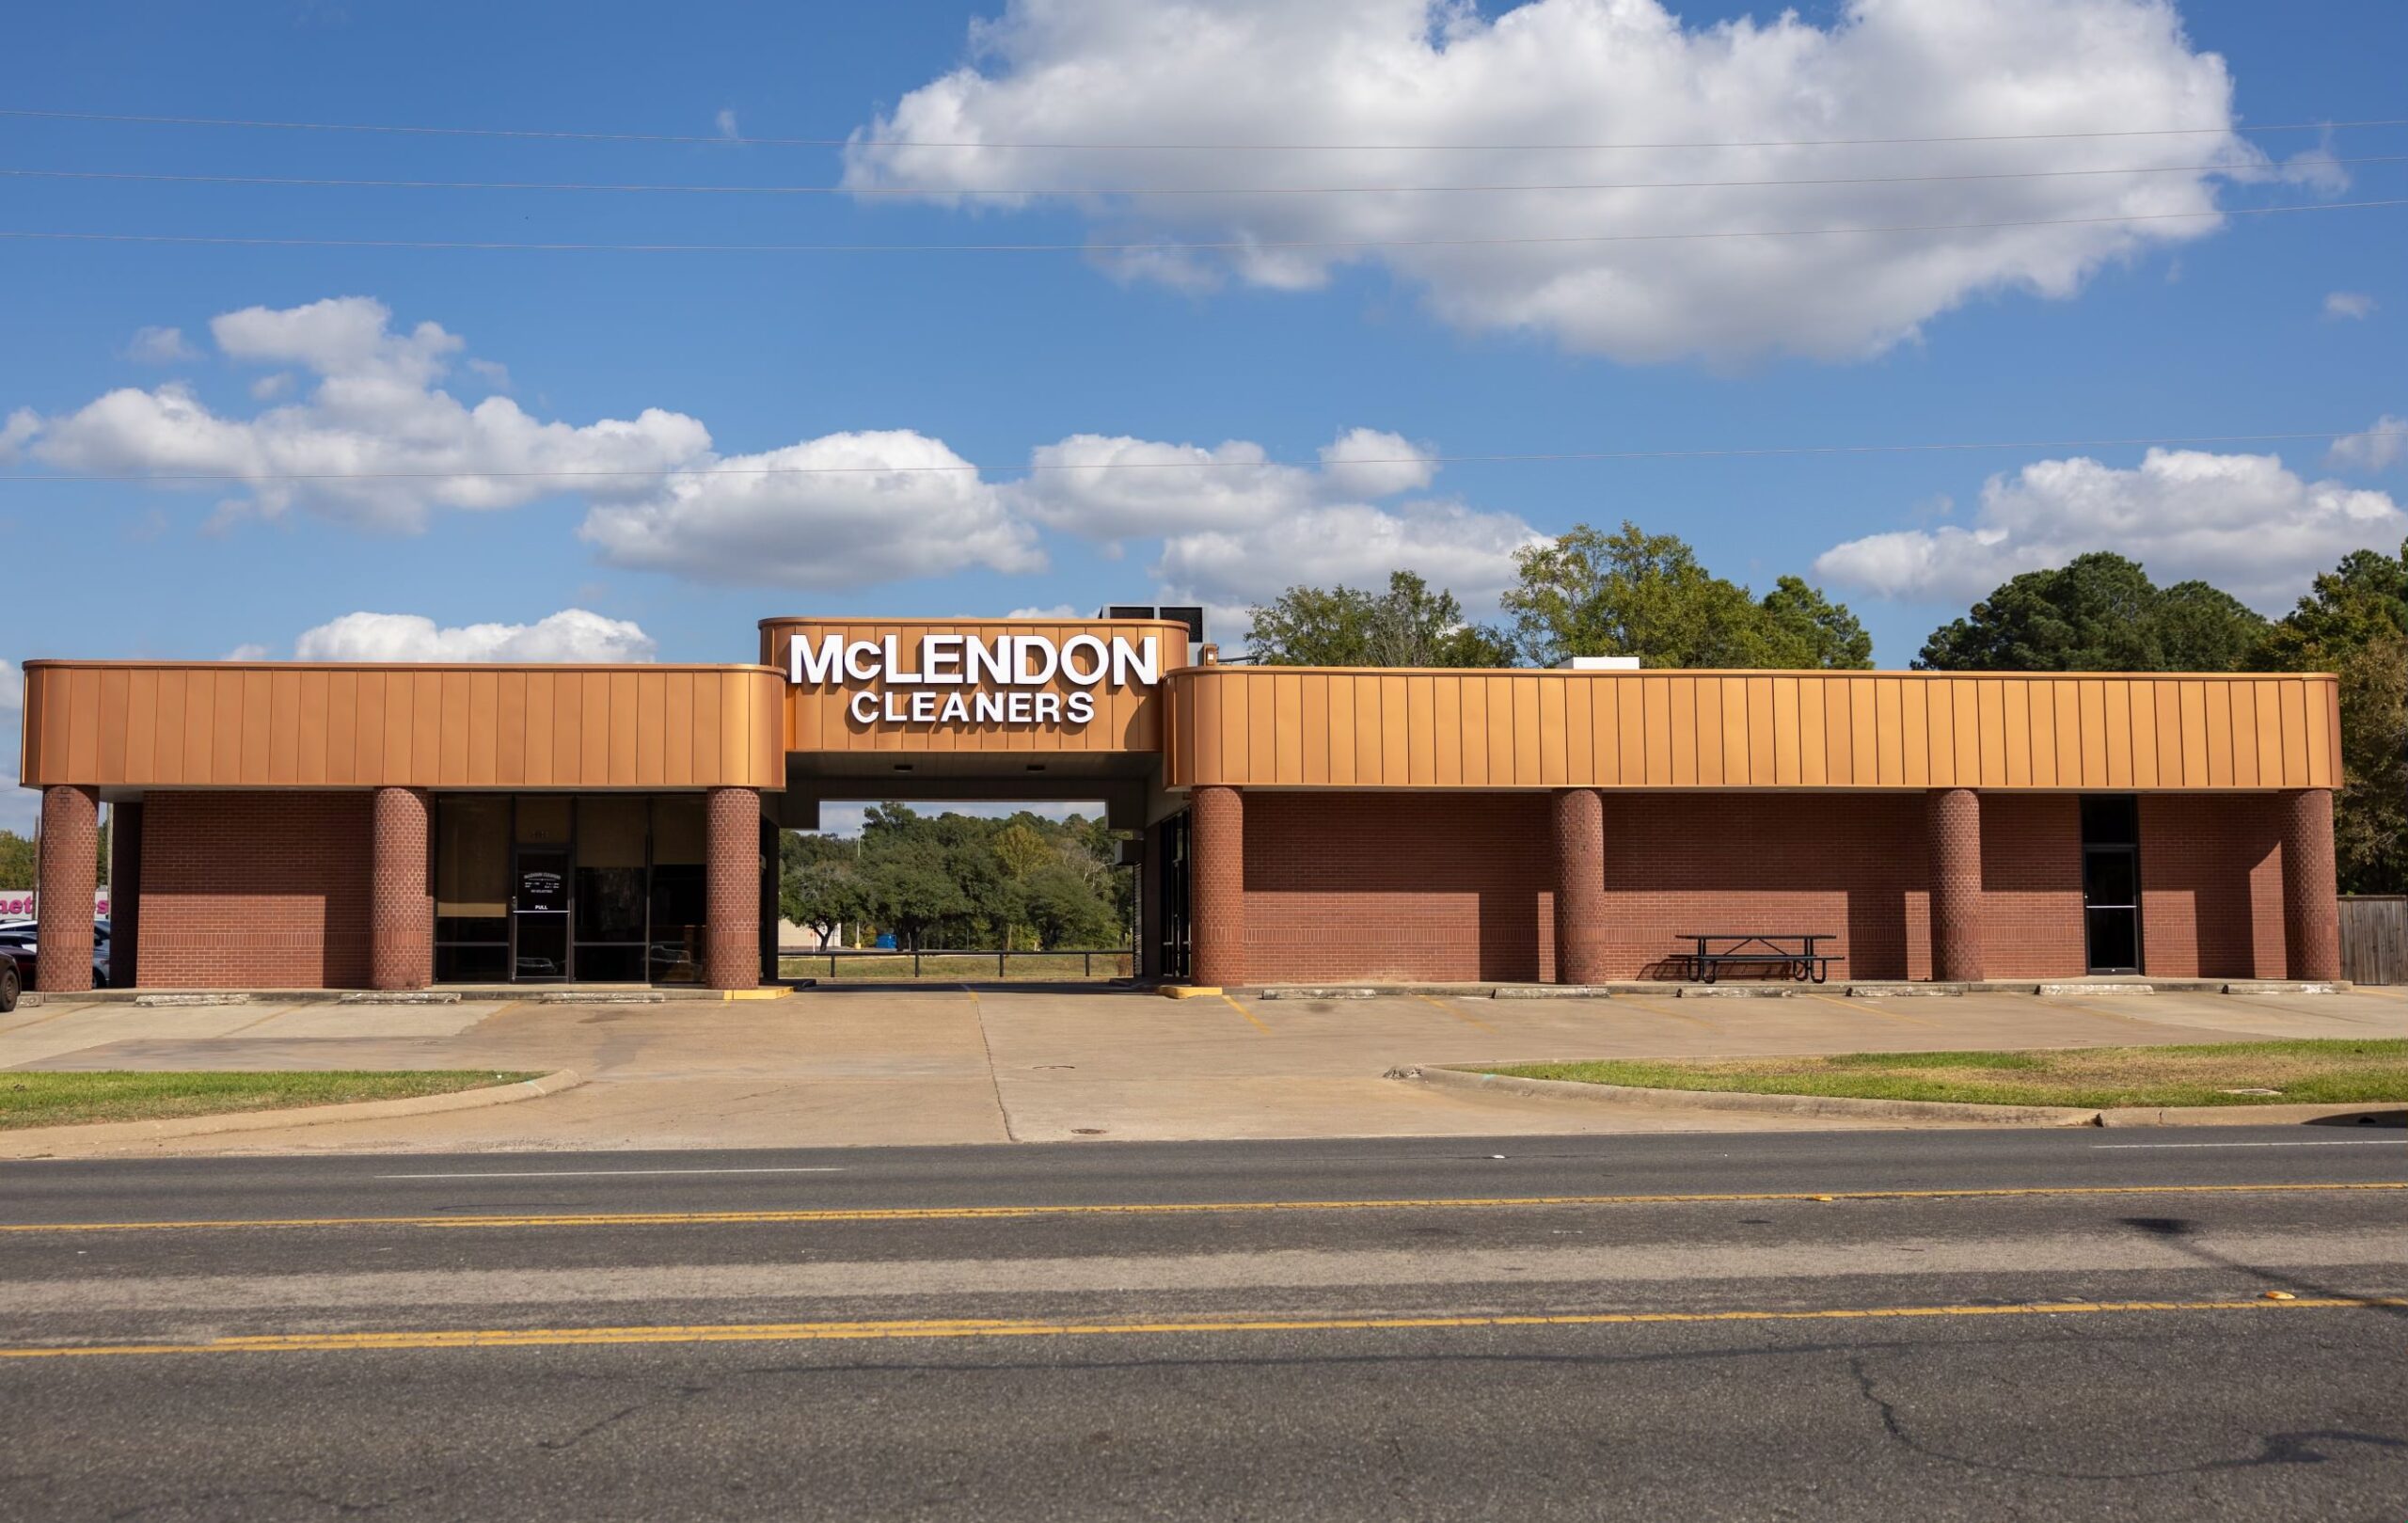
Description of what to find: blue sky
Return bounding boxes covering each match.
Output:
[4,0,2404,830]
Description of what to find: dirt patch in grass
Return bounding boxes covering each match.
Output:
[0,1071,544,1130]
[1485,1039,2408,1109]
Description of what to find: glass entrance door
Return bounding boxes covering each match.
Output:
[512,848,573,982]
[2079,795,2143,974]
[2082,846,2142,973]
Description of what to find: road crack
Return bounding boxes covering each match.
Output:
[1845,1353,2406,1481]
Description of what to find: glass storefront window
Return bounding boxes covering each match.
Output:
[516,795,573,846]
[435,796,510,983]
[649,795,706,985]
[575,797,648,983]
[432,791,716,985]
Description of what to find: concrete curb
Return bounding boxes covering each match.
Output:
[0,1069,585,1157]
[49,986,745,1007]
[2096,1102,2404,1128]
[1259,977,2356,1000]
[1386,1064,2096,1127]
[1389,1065,2408,1130]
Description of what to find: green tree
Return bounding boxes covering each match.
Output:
[1501,522,1872,669]
[2253,539,2407,893]
[1758,575,1876,669]
[778,834,867,949]
[1018,863,1118,949]
[0,822,109,891]
[1916,553,2268,672]
[846,802,1133,950]
[1247,570,1514,668]
[990,821,1054,881]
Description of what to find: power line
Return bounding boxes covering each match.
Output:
[5,155,2398,198]
[3,105,2402,152]
[4,429,2400,485]
[1,198,2399,255]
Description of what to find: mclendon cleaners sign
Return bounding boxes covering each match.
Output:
[786,631,1161,727]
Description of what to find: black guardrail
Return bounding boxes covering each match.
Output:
[778,947,1134,979]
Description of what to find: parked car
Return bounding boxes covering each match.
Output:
[0,920,109,992]
[0,954,16,1013]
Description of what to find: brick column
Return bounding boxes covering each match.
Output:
[370,786,433,991]
[705,786,762,991]
[1926,787,1985,983]
[2278,788,2342,981]
[36,785,98,993]
[1553,788,1609,985]
[1190,785,1244,988]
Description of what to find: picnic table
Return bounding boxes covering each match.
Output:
[1677,933,1842,984]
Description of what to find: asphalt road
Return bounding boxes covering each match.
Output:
[2,1127,2402,1521]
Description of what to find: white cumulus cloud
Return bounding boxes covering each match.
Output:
[846,0,2253,363]
[1156,498,1544,612]
[1814,448,2407,609]
[23,296,711,532]
[9,298,1042,592]
[578,430,1045,587]
[291,609,659,663]
[127,325,197,364]
[1014,425,1430,543]
[2323,291,2376,321]
[2328,415,2405,473]
[0,408,35,461]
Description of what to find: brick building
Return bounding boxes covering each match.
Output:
[15,615,2345,992]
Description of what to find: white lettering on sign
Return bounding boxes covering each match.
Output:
[797,632,1153,729]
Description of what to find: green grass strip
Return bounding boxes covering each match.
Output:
[1483,1039,2408,1109]
[0,1071,544,1130]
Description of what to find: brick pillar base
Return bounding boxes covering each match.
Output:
[36,785,99,993]
[1926,787,1984,982]
[705,786,762,991]
[2279,789,2341,980]
[370,786,433,991]
[1552,788,1608,985]
[1190,786,1244,988]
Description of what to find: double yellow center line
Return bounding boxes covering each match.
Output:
[2,1294,2398,1361]
[3,1181,2398,1234]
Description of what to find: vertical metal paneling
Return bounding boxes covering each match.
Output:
[408,673,442,785]
[437,672,471,785]
[2105,680,2136,788]
[495,672,527,785]
[96,669,130,784]
[296,669,329,786]
[2203,680,2234,788]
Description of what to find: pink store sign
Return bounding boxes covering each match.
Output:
[0,891,110,920]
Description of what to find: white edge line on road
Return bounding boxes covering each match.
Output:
[372,1167,849,1179]
[2091,1140,2404,1150]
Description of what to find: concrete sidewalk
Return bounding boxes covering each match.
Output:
[2,980,2399,1156]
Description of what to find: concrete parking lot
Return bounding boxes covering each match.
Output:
[2,981,2400,1156]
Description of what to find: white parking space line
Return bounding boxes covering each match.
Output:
[372,1166,849,1179]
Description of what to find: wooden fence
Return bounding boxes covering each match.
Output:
[2338,896,2406,986]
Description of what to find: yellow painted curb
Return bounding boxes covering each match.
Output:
[1160,985,1223,999]
[721,987,794,1001]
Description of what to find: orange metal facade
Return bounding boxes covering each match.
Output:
[1162,667,2342,792]
[16,662,785,791]
[18,647,2341,797]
